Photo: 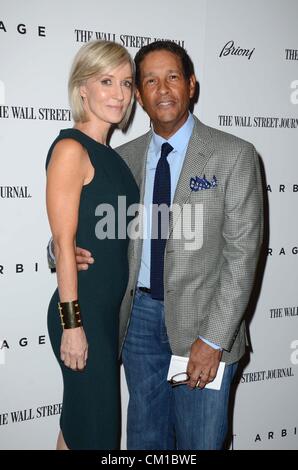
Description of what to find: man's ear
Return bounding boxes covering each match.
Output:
[189,74,197,99]
[135,88,144,107]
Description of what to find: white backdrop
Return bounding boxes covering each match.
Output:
[0,0,297,450]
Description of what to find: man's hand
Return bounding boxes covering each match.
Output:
[187,338,222,390]
[75,247,94,271]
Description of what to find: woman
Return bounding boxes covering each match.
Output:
[46,40,139,450]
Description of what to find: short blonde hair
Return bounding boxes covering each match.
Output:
[68,40,135,129]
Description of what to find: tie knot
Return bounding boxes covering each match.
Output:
[160,142,173,159]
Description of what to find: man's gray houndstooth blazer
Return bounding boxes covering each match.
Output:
[116,115,263,364]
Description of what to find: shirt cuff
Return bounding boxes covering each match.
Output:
[47,237,56,270]
[198,336,222,350]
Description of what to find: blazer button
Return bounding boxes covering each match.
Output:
[130,289,134,296]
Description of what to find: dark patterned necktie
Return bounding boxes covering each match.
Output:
[150,142,173,300]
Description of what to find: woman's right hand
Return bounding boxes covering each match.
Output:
[60,327,88,371]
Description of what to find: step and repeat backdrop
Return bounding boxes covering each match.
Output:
[0,0,297,450]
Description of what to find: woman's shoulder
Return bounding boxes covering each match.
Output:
[52,136,84,155]
[46,130,86,170]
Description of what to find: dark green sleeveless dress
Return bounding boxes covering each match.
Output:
[46,129,139,450]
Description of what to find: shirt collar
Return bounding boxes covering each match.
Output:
[151,112,194,157]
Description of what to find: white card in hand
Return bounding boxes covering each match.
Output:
[167,355,225,390]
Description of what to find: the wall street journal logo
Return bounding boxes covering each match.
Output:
[0,403,62,427]
[0,186,31,199]
[74,29,185,49]
[218,114,298,129]
[285,49,298,60]
[270,306,298,319]
[0,105,71,121]
[241,366,294,384]
[0,20,46,37]
[219,40,255,60]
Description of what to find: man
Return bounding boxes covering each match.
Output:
[50,41,263,449]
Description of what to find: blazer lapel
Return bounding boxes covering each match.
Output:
[170,116,215,235]
[126,130,152,193]
[130,130,152,261]
[137,131,152,204]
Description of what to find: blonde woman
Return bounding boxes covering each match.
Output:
[46,40,138,450]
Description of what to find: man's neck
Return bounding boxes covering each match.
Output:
[152,113,190,140]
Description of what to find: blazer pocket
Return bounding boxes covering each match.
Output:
[190,187,221,201]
